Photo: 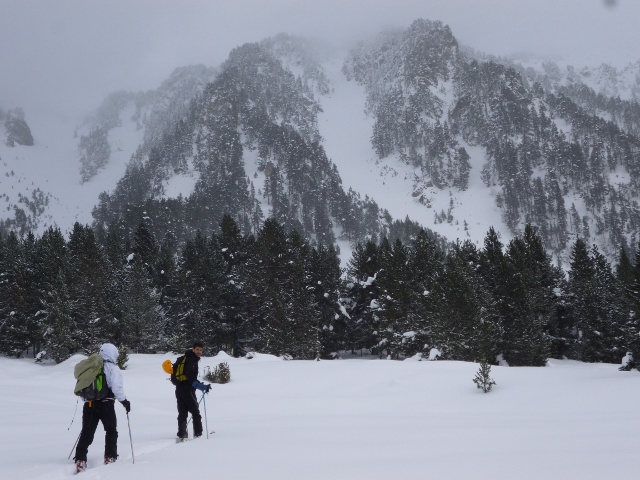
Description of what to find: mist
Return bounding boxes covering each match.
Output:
[1,0,638,120]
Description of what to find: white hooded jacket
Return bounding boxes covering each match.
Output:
[98,343,127,402]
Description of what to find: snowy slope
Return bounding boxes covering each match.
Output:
[1,353,640,479]
[0,109,143,233]
[318,58,507,252]
[1,33,638,264]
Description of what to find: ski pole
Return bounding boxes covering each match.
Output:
[68,432,81,460]
[67,397,79,430]
[202,392,209,439]
[126,412,135,464]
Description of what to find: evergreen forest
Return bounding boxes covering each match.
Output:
[2,216,639,370]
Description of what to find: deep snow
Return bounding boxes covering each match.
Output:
[1,352,639,479]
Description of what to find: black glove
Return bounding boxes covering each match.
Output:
[204,384,212,394]
[120,399,131,413]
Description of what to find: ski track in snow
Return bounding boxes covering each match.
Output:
[2,353,640,479]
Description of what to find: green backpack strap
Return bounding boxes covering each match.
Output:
[95,368,104,393]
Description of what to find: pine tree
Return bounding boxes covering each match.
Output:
[132,220,158,277]
[247,221,318,359]
[430,242,501,361]
[117,262,164,353]
[116,344,129,369]
[168,231,228,354]
[616,245,634,289]
[377,238,413,358]
[343,240,380,354]
[501,227,554,366]
[473,360,496,393]
[42,271,76,363]
[407,229,444,359]
[589,246,625,362]
[566,238,596,361]
[568,239,626,362]
[621,243,640,367]
[67,223,109,353]
[309,243,343,358]
[217,215,250,356]
[0,232,34,357]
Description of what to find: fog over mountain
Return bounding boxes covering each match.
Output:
[0,0,639,268]
[1,0,639,117]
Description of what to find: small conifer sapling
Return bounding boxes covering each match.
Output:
[204,362,231,384]
[117,344,129,370]
[473,360,496,393]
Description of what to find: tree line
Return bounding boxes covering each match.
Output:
[1,216,639,368]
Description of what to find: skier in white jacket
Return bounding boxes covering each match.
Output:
[74,343,131,473]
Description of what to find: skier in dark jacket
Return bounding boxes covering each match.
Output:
[176,341,211,440]
[74,343,131,473]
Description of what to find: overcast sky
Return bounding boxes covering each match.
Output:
[1,0,639,119]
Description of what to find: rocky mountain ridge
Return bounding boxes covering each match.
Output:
[1,19,639,267]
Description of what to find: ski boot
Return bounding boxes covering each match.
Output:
[104,457,117,464]
[75,460,87,474]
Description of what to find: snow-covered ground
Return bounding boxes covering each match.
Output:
[2,352,639,479]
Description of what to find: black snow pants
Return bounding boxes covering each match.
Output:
[75,400,118,461]
[176,386,202,438]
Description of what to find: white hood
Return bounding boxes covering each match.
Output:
[97,343,126,402]
[99,343,119,364]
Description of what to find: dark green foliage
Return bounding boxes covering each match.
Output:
[343,240,381,354]
[166,231,230,355]
[376,238,414,358]
[204,362,231,384]
[42,271,76,363]
[0,214,634,368]
[499,226,558,366]
[616,246,634,288]
[246,220,319,359]
[116,344,129,370]
[309,243,343,359]
[567,239,626,363]
[619,243,640,368]
[473,361,496,393]
[0,232,38,357]
[428,241,501,362]
[79,127,111,182]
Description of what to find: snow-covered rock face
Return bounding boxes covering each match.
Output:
[2,19,640,268]
[336,20,640,264]
[4,115,34,147]
[0,108,34,147]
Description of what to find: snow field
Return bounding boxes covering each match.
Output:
[1,353,640,479]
